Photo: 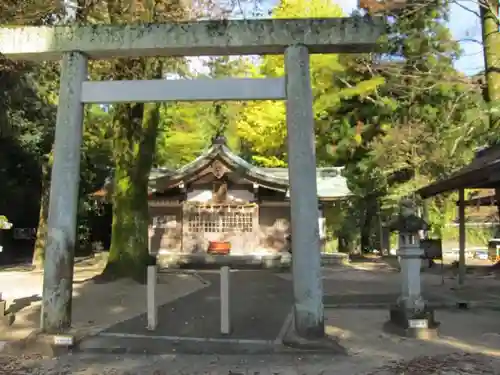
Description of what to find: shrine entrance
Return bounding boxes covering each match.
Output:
[182,202,258,255]
[0,18,383,341]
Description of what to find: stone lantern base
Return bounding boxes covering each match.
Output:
[384,304,440,339]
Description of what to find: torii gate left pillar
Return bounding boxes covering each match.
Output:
[41,52,87,331]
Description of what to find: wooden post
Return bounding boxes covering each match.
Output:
[422,200,429,237]
[458,189,466,286]
[220,266,230,335]
[0,291,5,316]
[147,265,157,331]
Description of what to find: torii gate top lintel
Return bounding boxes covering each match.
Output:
[0,17,385,61]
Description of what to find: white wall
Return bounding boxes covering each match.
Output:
[186,189,254,203]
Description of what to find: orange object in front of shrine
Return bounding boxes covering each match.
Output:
[207,241,231,255]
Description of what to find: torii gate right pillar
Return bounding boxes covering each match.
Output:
[285,44,324,338]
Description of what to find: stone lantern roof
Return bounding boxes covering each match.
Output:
[388,200,429,233]
[389,214,429,233]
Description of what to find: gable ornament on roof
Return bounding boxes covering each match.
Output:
[210,159,227,179]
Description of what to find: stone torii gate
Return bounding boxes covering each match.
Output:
[0,18,383,340]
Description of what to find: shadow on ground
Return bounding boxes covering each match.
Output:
[103,270,292,340]
[5,295,41,315]
[78,270,294,354]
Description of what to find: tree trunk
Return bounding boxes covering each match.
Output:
[32,155,52,269]
[481,2,500,226]
[480,0,500,126]
[338,235,355,254]
[100,0,186,281]
[495,187,500,229]
[360,196,377,252]
[103,59,162,281]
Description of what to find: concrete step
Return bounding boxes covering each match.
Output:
[78,333,279,355]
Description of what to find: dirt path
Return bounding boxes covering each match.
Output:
[1,349,499,374]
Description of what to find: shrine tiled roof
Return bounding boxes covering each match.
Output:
[260,167,350,199]
[149,142,351,200]
[94,140,352,201]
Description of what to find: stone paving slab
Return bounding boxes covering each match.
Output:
[323,293,443,306]
[323,292,500,309]
[102,270,293,342]
[446,286,500,302]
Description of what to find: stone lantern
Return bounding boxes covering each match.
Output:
[384,200,439,338]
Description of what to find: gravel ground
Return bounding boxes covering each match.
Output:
[365,352,500,375]
[1,352,499,375]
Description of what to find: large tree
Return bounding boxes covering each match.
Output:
[99,0,189,280]
[0,0,61,265]
[334,0,486,250]
[26,0,189,276]
[481,1,500,93]
[30,0,116,268]
[236,0,384,167]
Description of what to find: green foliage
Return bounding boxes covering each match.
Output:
[155,103,213,168]
[237,0,347,167]
[0,0,62,247]
[78,105,114,251]
[0,215,12,230]
[0,58,58,236]
[233,0,490,251]
[155,57,251,168]
[2,0,495,268]
[328,1,488,249]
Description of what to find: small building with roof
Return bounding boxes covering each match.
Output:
[418,144,500,200]
[132,137,352,267]
[416,143,500,281]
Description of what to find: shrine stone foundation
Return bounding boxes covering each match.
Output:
[0,17,384,346]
